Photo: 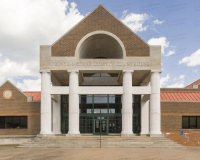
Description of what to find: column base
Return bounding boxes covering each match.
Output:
[39,131,54,135]
[121,131,133,135]
[68,131,80,135]
[54,132,62,134]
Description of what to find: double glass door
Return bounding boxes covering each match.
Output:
[94,117,108,135]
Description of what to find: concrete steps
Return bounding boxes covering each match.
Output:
[16,135,185,149]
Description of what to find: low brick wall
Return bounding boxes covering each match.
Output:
[162,130,200,146]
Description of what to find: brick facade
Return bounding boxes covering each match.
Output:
[51,5,149,57]
[0,81,40,135]
[161,101,200,146]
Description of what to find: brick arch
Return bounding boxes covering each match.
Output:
[51,5,149,57]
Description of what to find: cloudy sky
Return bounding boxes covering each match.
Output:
[0,0,199,91]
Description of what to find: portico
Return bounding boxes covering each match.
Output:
[39,5,162,137]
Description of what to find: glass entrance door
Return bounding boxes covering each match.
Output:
[94,117,108,135]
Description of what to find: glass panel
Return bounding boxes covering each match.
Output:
[197,117,200,129]
[5,117,12,128]
[95,120,100,132]
[109,103,121,113]
[86,95,93,104]
[133,104,140,114]
[133,95,140,103]
[79,104,93,113]
[80,116,93,133]
[62,95,68,103]
[13,117,20,128]
[101,120,107,132]
[190,117,197,129]
[20,117,27,128]
[94,95,107,103]
[94,104,107,113]
[0,117,5,129]
[109,116,122,133]
[62,104,69,113]
[182,117,189,128]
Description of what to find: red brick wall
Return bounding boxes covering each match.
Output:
[161,102,200,145]
[52,5,149,57]
[0,81,40,135]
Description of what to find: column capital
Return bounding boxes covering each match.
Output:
[122,70,134,74]
[39,70,51,74]
[151,69,163,73]
[67,70,79,74]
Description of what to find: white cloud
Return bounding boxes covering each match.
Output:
[167,82,184,88]
[160,74,170,87]
[179,49,200,66]
[179,75,185,80]
[165,50,175,57]
[153,19,164,25]
[169,74,185,88]
[16,79,41,91]
[0,0,84,85]
[121,10,149,33]
[148,37,175,57]
[148,37,169,54]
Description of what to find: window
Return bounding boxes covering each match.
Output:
[182,116,200,129]
[0,116,27,129]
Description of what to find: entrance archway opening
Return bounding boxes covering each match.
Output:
[79,34,123,59]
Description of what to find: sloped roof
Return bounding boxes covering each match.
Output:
[23,92,41,101]
[161,91,200,101]
[23,91,200,102]
[185,79,200,88]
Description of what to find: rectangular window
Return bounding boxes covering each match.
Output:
[0,116,27,129]
[182,116,200,129]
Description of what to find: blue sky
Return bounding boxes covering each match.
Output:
[0,0,199,90]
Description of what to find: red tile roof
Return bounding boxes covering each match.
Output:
[23,91,200,102]
[185,79,200,88]
[23,92,41,101]
[161,91,200,101]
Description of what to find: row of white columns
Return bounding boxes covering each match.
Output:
[40,70,162,136]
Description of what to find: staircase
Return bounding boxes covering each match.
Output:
[16,135,185,149]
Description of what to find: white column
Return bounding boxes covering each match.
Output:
[141,95,149,135]
[40,70,52,134]
[121,70,133,135]
[68,70,80,135]
[150,71,162,136]
[52,95,61,134]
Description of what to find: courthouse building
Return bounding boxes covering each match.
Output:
[0,5,200,146]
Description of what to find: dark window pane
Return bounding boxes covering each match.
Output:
[94,104,107,113]
[182,117,189,128]
[133,95,140,103]
[5,117,12,128]
[197,117,200,129]
[62,95,68,103]
[20,117,27,128]
[190,117,197,129]
[62,104,69,113]
[0,117,5,129]
[13,117,20,128]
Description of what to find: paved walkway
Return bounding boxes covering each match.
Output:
[0,145,200,160]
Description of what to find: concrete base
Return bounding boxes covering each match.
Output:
[121,134,139,137]
[140,134,150,137]
[66,134,82,137]
[150,134,164,137]
[37,134,56,137]
[0,135,35,145]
